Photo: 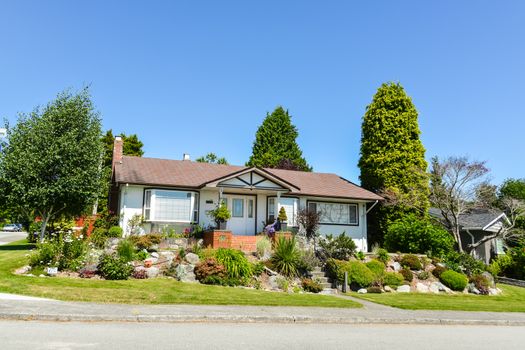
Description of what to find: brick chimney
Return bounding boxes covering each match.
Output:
[112,136,123,168]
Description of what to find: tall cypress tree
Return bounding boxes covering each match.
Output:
[247,106,311,171]
[358,82,429,246]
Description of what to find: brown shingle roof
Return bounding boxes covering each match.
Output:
[114,156,382,201]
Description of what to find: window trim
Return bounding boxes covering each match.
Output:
[306,200,359,226]
[143,188,200,223]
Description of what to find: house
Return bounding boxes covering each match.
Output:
[429,207,508,264]
[109,137,382,251]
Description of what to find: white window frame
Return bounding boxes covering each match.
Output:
[267,196,299,227]
[307,201,359,226]
[143,189,199,223]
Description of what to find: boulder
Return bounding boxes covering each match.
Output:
[384,285,395,293]
[488,288,502,296]
[416,282,429,293]
[468,283,481,295]
[160,251,175,263]
[151,252,160,259]
[397,285,411,293]
[482,271,496,288]
[174,263,196,282]
[429,282,441,294]
[15,265,31,275]
[185,253,200,265]
[268,276,280,290]
[357,288,367,294]
[145,266,159,278]
[391,262,402,272]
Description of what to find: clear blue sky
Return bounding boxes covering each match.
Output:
[1,1,523,185]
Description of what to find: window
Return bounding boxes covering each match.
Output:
[308,201,358,225]
[268,198,275,222]
[267,197,298,226]
[248,199,254,218]
[232,198,244,217]
[143,189,199,223]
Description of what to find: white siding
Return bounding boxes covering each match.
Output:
[118,185,146,236]
[199,189,219,228]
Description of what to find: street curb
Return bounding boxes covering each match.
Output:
[1,312,524,326]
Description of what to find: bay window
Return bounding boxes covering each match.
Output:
[308,201,358,225]
[143,189,199,223]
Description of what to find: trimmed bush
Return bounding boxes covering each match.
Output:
[270,236,301,277]
[384,214,455,257]
[301,278,323,293]
[400,254,422,270]
[383,272,404,287]
[440,270,468,291]
[432,265,447,279]
[97,254,133,280]
[366,259,386,279]
[341,261,375,288]
[400,268,413,282]
[376,248,389,265]
[107,226,123,238]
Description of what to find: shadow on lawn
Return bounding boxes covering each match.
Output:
[0,244,34,251]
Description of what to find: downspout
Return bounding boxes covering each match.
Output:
[366,200,379,214]
[363,200,379,252]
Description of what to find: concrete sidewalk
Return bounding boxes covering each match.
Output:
[0,293,524,326]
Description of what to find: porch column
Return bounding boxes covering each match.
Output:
[275,191,281,219]
[218,187,224,204]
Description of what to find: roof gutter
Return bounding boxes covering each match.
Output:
[366,200,379,214]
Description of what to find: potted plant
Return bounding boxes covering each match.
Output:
[208,201,231,230]
[278,207,288,231]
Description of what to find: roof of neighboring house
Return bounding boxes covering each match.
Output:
[114,156,382,201]
[429,207,508,231]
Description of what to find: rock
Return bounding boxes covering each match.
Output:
[268,276,280,290]
[468,283,481,295]
[168,244,180,250]
[357,288,367,294]
[416,282,429,293]
[482,271,496,288]
[15,265,31,275]
[151,252,159,259]
[384,285,395,293]
[429,282,442,294]
[38,274,46,278]
[179,264,196,282]
[160,251,175,263]
[488,288,502,296]
[397,285,411,293]
[149,244,159,251]
[391,262,401,272]
[145,267,159,278]
[185,253,200,265]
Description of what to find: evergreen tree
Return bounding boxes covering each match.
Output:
[247,106,311,171]
[358,82,429,246]
[196,152,228,165]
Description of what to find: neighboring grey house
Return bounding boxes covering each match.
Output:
[109,137,383,251]
[429,207,508,264]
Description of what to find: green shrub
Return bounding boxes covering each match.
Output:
[256,236,272,258]
[29,240,60,267]
[376,248,389,265]
[117,239,135,263]
[382,272,404,287]
[107,226,123,238]
[487,254,513,276]
[130,234,162,250]
[356,251,365,261]
[417,271,430,280]
[336,261,375,288]
[301,278,323,293]
[384,214,455,257]
[215,248,252,280]
[270,236,301,277]
[29,235,87,271]
[440,270,468,291]
[444,251,486,276]
[252,262,265,276]
[400,254,422,270]
[367,286,383,294]
[400,268,413,282]
[318,233,356,261]
[432,265,447,278]
[90,228,109,248]
[97,254,133,280]
[366,259,386,280]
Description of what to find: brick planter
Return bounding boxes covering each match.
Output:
[203,230,257,253]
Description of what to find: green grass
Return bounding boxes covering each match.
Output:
[0,240,360,308]
[353,284,525,312]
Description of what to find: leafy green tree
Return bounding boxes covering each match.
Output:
[247,106,311,171]
[196,152,228,165]
[0,88,103,241]
[358,82,429,245]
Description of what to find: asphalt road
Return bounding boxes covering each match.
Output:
[1,321,524,350]
[0,231,26,245]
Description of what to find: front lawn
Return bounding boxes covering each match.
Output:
[0,240,361,308]
[352,284,525,312]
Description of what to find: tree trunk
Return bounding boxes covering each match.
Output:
[39,210,52,242]
[455,226,464,253]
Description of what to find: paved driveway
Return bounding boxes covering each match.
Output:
[0,231,27,245]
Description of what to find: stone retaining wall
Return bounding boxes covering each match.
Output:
[497,276,525,288]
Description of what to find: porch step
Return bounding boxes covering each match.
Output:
[311,267,333,289]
